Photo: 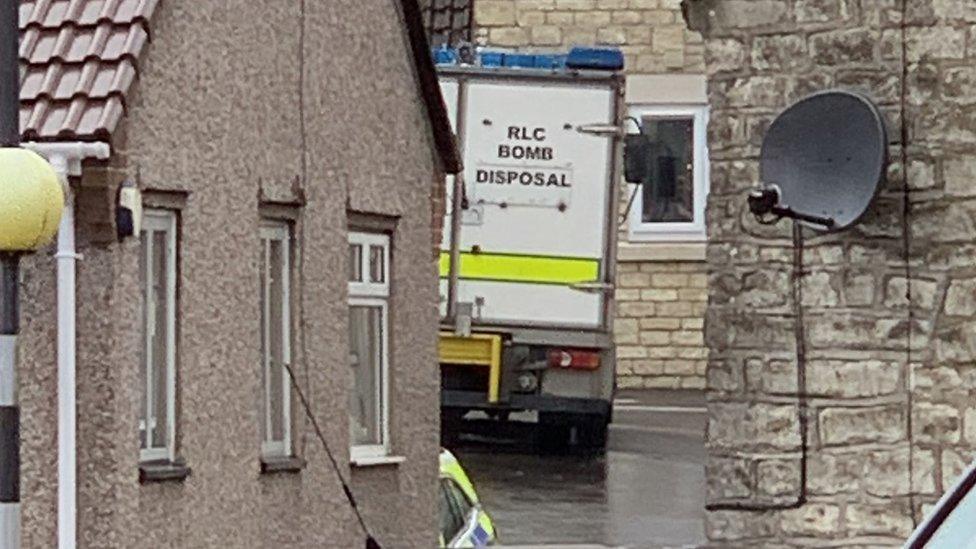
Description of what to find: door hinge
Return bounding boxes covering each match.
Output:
[576,123,625,138]
[569,281,615,294]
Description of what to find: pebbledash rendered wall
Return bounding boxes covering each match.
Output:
[473,0,711,389]
[685,0,976,545]
[16,1,442,547]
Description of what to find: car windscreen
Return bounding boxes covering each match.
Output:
[925,486,976,548]
[908,462,976,548]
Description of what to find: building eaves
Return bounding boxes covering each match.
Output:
[397,0,462,175]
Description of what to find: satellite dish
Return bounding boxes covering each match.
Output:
[749,90,888,231]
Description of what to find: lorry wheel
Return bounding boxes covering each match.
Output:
[441,409,465,449]
[536,412,570,454]
[577,415,609,451]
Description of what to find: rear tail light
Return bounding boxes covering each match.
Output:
[547,349,601,370]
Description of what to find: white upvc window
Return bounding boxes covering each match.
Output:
[139,209,178,462]
[347,231,391,461]
[627,104,710,242]
[259,222,293,458]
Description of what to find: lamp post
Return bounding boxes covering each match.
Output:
[0,0,65,546]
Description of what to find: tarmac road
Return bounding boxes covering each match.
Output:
[452,390,707,549]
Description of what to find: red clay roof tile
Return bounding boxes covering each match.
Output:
[18,0,157,140]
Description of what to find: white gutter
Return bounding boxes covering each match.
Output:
[23,142,111,549]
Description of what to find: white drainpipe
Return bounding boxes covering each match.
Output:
[23,142,110,549]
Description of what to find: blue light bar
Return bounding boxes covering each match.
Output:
[432,45,457,65]
[565,47,624,71]
[432,46,623,72]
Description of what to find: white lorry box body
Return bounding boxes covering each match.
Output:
[439,71,619,330]
[437,53,624,451]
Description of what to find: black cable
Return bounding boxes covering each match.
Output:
[617,184,640,228]
[899,0,917,527]
[706,222,808,512]
[284,362,382,548]
[297,0,310,460]
[791,221,809,508]
[294,2,381,547]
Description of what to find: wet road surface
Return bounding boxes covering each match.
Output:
[452,390,707,548]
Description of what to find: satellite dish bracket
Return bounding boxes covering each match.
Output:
[748,184,836,229]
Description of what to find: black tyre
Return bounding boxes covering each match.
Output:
[536,412,570,454]
[440,408,465,449]
[577,414,609,451]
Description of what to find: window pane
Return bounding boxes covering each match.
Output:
[349,244,363,282]
[348,305,383,446]
[641,116,694,223]
[150,230,169,449]
[268,238,286,443]
[440,480,465,542]
[449,481,474,517]
[139,230,149,450]
[369,245,385,283]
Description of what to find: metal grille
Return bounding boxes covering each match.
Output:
[420,0,472,46]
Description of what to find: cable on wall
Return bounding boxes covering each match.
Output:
[899,0,918,528]
[705,220,810,512]
[791,221,810,508]
[293,1,381,547]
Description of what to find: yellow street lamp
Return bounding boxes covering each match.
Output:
[0,148,63,251]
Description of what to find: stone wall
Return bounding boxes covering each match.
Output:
[689,0,976,545]
[473,0,704,73]
[616,261,708,389]
[471,0,711,389]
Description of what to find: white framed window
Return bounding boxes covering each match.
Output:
[627,104,710,242]
[139,209,178,462]
[347,231,391,461]
[259,222,293,458]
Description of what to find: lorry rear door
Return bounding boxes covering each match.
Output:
[439,76,616,330]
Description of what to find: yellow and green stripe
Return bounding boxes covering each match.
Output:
[439,250,600,286]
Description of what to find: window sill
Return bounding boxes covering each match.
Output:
[617,241,706,262]
[260,455,306,474]
[139,459,191,484]
[351,455,405,468]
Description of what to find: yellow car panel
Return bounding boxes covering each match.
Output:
[439,449,497,548]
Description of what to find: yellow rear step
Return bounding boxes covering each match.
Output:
[438,332,503,403]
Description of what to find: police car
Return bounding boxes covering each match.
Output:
[904,459,976,548]
[439,449,497,547]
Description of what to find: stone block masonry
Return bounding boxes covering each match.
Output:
[473,0,705,73]
[615,261,708,389]
[688,0,976,545]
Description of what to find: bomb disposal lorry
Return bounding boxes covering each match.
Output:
[435,47,626,450]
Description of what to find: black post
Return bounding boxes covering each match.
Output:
[0,0,18,147]
[0,0,21,545]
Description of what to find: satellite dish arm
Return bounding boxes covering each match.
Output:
[748,185,835,229]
